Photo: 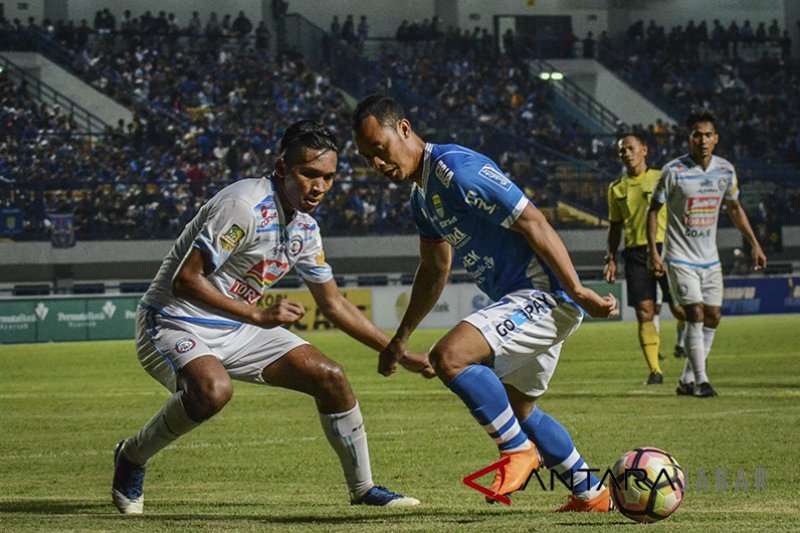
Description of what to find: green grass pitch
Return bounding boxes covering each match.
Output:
[1,314,798,532]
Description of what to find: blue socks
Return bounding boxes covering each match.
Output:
[446,365,530,452]
[520,405,602,497]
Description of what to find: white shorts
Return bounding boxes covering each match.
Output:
[462,288,584,397]
[135,306,308,392]
[666,262,724,307]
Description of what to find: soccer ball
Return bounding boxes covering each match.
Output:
[610,447,685,523]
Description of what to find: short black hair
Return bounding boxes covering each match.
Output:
[685,109,717,132]
[618,133,648,147]
[279,120,338,165]
[351,94,404,132]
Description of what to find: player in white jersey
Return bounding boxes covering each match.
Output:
[352,95,619,513]
[112,120,429,514]
[647,110,766,398]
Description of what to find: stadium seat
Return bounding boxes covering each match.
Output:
[72,283,105,294]
[357,275,388,286]
[119,282,151,294]
[12,284,51,296]
[400,273,416,285]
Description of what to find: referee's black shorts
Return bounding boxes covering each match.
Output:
[623,245,671,307]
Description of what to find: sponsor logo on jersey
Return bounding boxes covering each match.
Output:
[464,253,495,280]
[478,164,512,191]
[296,221,317,231]
[465,190,497,214]
[175,338,196,354]
[229,279,262,304]
[432,194,445,217]
[685,196,719,227]
[435,160,454,187]
[220,224,246,251]
[244,259,289,288]
[438,215,458,228]
[288,235,304,256]
[444,227,470,248]
[259,211,278,228]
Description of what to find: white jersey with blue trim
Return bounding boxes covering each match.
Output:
[411,143,564,302]
[652,154,740,268]
[142,176,333,326]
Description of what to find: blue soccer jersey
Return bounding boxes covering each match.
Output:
[410,143,563,302]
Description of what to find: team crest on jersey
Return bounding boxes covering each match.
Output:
[288,235,304,256]
[717,178,728,191]
[478,164,512,191]
[220,225,245,251]
[244,259,289,288]
[432,194,445,218]
[175,338,196,354]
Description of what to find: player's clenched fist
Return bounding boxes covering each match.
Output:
[254,299,306,328]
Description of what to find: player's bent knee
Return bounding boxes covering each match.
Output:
[315,361,351,397]
[188,377,233,419]
[428,345,466,381]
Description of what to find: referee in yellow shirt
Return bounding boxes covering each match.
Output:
[604,134,686,385]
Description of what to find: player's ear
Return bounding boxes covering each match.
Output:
[398,118,412,139]
[275,156,286,177]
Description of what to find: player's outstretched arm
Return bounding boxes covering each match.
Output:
[511,204,618,319]
[379,239,451,376]
[172,248,305,328]
[726,199,767,270]
[305,278,435,378]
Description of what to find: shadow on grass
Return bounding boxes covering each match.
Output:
[0,500,109,514]
[0,499,532,526]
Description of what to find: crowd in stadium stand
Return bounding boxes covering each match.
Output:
[604,19,800,166]
[1,12,798,243]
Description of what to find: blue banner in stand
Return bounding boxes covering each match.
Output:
[0,208,23,236]
[50,214,76,248]
[722,276,800,315]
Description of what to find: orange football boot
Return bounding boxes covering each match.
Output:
[554,486,615,512]
[485,442,542,503]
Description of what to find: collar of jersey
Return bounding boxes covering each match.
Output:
[268,172,290,241]
[419,143,434,195]
[625,168,651,183]
[683,154,719,172]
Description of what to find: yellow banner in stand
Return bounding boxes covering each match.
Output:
[256,288,373,332]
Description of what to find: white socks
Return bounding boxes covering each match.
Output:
[703,326,717,358]
[676,320,686,349]
[318,402,373,500]
[680,358,694,384]
[123,391,202,466]
[685,322,708,384]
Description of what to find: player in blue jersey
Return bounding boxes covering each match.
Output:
[112,120,426,514]
[352,95,619,512]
